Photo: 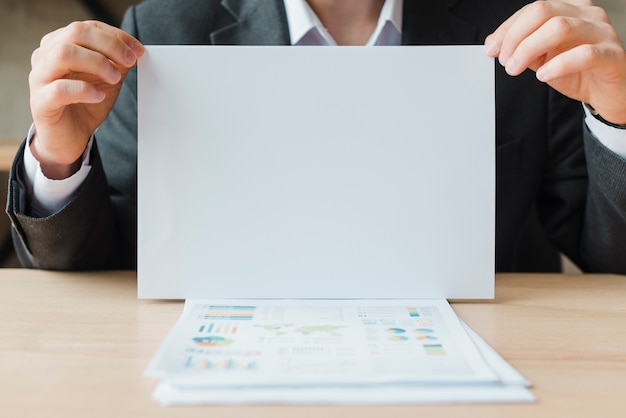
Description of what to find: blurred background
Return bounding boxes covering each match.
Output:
[0,0,624,268]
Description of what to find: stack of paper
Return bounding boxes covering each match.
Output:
[146,299,533,405]
[137,46,521,405]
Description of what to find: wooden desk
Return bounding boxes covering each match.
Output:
[0,269,625,417]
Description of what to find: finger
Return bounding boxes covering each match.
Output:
[41,20,144,58]
[484,6,524,57]
[40,21,143,69]
[559,0,594,7]
[536,42,620,82]
[486,1,583,60]
[84,20,143,51]
[503,16,609,76]
[32,42,124,85]
[500,1,591,65]
[83,20,145,58]
[31,79,106,116]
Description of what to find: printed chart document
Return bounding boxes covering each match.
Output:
[145,299,533,405]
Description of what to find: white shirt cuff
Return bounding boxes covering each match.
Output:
[23,124,93,217]
[583,104,626,159]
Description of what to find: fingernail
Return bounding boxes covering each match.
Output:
[484,39,499,56]
[505,56,521,74]
[94,90,106,102]
[124,47,137,65]
[536,66,551,81]
[111,66,121,82]
[498,52,509,67]
[129,40,144,56]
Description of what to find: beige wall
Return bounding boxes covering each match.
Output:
[0,0,91,139]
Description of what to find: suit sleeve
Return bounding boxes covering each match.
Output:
[535,88,626,274]
[579,128,626,273]
[5,6,143,270]
[6,140,116,269]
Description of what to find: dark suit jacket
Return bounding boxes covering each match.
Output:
[7,0,626,273]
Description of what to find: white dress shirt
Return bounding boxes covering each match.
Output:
[283,0,402,46]
[23,0,626,217]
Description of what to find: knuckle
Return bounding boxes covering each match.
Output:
[547,16,574,37]
[528,1,553,20]
[588,6,609,23]
[40,32,53,47]
[30,48,41,67]
[579,44,599,63]
[65,21,87,40]
[602,23,622,45]
[50,42,75,63]
[49,79,83,103]
[49,80,68,98]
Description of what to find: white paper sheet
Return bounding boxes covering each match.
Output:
[137,46,495,299]
[146,299,533,405]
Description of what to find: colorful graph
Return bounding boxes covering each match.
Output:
[386,328,406,334]
[414,328,435,334]
[417,335,438,341]
[200,305,256,320]
[423,344,445,355]
[389,335,409,341]
[192,336,235,347]
[407,307,420,317]
[198,323,238,334]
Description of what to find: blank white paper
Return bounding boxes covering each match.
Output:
[137,46,495,299]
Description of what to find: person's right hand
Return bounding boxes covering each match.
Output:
[29,21,144,179]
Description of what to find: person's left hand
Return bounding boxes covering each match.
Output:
[485,0,626,125]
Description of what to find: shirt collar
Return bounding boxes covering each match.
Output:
[283,0,403,46]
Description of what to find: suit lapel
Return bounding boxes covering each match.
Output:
[210,0,291,45]
[402,0,480,45]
